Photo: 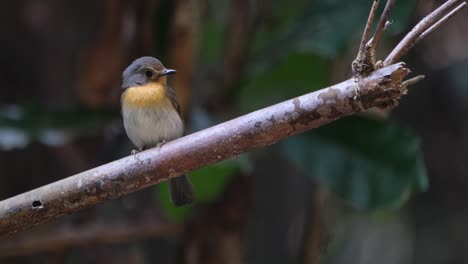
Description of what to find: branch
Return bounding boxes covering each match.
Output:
[369,0,396,51]
[0,0,465,237]
[384,0,467,65]
[0,219,180,257]
[414,2,467,46]
[353,0,380,74]
[0,63,415,237]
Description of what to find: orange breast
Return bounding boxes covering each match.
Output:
[122,82,167,107]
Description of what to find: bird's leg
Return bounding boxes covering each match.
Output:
[132,146,145,156]
[156,139,167,151]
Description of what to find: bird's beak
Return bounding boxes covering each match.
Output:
[161,69,176,76]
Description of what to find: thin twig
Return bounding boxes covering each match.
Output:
[353,0,380,74]
[415,2,467,45]
[369,0,396,49]
[0,220,180,257]
[384,0,465,65]
[359,0,380,56]
[402,75,425,87]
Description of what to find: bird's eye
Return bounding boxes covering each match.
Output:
[145,70,153,78]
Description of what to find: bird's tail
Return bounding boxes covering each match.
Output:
[169,174,195,206]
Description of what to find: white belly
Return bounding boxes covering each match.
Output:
[122,103,184,150]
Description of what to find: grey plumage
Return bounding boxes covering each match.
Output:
[122,57,165,90]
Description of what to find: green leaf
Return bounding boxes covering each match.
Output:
[249,0,416,73]
[239,52,329,111]
[282,116,428,210]
[157,158,246,221]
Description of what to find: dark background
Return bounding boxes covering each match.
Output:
[1,0,468,263]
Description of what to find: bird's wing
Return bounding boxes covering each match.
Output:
[166,85,182,118]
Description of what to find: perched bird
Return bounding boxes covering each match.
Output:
[121,56,195,206]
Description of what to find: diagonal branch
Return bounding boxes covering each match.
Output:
[369,0,396,50]
[0,63,418,237]
[0,0,465,237]
[414,2,467,47]
[384,0,466,65]
[358,0,380,59]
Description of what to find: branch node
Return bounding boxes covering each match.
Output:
[353,0,397,76]
[352,0,380,75]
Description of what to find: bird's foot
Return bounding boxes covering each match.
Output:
[156,139,167,151]
[131,149,140,156]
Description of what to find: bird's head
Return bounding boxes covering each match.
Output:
[122,56,176,90]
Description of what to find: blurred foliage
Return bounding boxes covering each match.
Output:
[0,105,116,150]
[198,20,225,64]
[248,0,416,74]
[449,60,468,106]
[283,116,428,209]
[157,157,248,220]
[239,52,329,111]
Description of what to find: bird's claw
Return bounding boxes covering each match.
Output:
[156,139,167,151]
[131,149,140,156]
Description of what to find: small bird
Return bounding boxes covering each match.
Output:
[121,56,195,206]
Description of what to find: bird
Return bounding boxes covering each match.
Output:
[120,56,195,206]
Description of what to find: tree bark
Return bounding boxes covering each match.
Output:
[0,63,412,236]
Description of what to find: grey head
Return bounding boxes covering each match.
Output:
[121,56,176,90]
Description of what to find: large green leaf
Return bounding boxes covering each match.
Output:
[283,116,428,209]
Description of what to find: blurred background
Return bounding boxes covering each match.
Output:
[0,0,467,263]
